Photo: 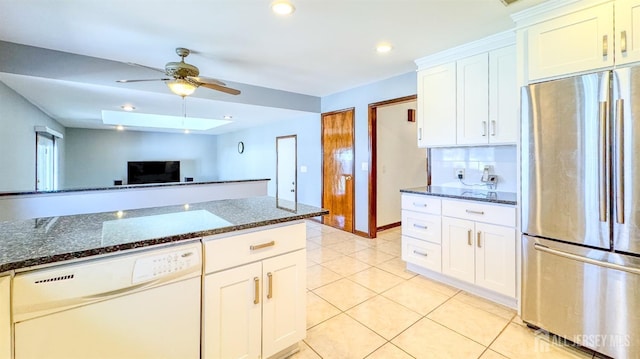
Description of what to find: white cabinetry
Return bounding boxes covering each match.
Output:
[441,200,516,298]
[401,193,517,305]
[415,33,517,147]
[517,0,640,82]
[417,63,456,147]
[0,275,10,359]
[202,223,306,359]
[401,194,442,272]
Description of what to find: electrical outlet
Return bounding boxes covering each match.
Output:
[456,169,464,180]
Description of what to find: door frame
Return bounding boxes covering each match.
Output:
[276,134,297,212]
[321,107,356,233]
[367,95,417,238]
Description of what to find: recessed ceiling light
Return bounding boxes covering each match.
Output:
[271,1,295,15]
[116,125,124,131]
[376,43,393,53]
[121,105,135,112]
[223,115,233,120]
[184,129,190,134]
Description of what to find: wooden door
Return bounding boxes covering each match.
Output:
[321,108,355,232]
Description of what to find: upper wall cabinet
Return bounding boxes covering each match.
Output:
[616,0,640,65]
[515,0,640,83]
[415,36,517,148]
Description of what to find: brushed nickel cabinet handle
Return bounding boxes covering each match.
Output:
[603,35,609,57]
[267,272,273,299]
[465,209,484,215]
[467,230,472,246]
[477,231,482,248]
[412,202,427,207]
[621,30,628,53]
[413,250,428,257]
[253,277,260,304]
[491,120,496,136]
[418,128,423,141]
[413,223,428,230]
[482,121,487,136]
[250,241,275,251]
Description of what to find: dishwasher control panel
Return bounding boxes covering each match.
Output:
[132,247,199,284]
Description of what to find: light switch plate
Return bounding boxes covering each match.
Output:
[300,165,307,173]
[361,162,369,171]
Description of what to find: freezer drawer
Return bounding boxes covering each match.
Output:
[522,235,640,358]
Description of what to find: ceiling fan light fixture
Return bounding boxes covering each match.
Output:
[271,1,295,15]
[166,79,197,97]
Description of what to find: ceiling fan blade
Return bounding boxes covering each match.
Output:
[116,78,171,83]
[190,76,226,86]
[126,62,167,74]
[199,82,241,95]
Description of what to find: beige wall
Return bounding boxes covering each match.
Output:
[376,100,426,227]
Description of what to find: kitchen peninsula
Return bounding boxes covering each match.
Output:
[0,196,327,359]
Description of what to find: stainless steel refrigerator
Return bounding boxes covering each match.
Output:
[522,66,640,359]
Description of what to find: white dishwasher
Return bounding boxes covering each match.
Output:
[12,241,202,359]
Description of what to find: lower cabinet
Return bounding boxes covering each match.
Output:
[202,223,307,359]
[442,217,516,298]
[0,275,10,359]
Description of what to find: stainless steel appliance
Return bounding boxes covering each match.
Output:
[522,66,640,359]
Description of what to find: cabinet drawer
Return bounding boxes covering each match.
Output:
[204,223,306,273]
[442,199,515,227]
[401,194,441,215]
[401,210,441,244]
[402,236,441,273]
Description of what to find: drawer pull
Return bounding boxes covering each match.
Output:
[250,241,275,250]
[477,231,482,248]
[465,209,484,215]
[413,250,428,257]
[413,223,428,230]
[267,272,273,299]
[253,277,260,304]
[467,230,472,246]
[412,202,427,207]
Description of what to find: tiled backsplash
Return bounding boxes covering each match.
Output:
[429,145,517,193]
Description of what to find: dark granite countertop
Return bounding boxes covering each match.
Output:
[0,196,327,272]
[0,178,270,197]
[401,186,517,205]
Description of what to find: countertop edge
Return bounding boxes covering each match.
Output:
[400,188,517,206]
[0,209,327,273]
[0,178,271,197]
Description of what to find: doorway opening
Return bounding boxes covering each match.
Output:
[36,133,58,191]
[368,94,423,238]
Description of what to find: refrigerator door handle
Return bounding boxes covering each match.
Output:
[533,243,640,275]
[599,100,609,222]
[616,98,625,224]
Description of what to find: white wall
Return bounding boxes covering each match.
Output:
[0,81,66,192]
[215,112,321,208]
[322,72,417,233]
[377,101,426,227]
[64,128,218,188]
[429,145,517,192]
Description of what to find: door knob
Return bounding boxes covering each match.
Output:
[344,175,352,180]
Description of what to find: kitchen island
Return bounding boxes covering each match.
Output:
[1,196,327,359]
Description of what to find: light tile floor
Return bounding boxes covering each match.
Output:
[293,220,600,359]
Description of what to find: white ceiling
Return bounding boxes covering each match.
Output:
[0,0,548,135]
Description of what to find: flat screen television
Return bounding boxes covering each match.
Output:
[127,161,180,185]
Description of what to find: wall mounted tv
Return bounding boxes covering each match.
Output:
[127,161,180,185]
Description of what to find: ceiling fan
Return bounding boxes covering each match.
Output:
[116,47,241,97]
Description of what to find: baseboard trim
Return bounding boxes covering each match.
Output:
[354,230,370,238]
[377,222,401,232]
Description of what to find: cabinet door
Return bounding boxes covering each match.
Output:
[456,53,489,145]
[616,0,640,65]
[527,2,614,81]
[489,45,518,144]
[203,262,262,359]
[0,276,9,359]
[475,223,516,297]
[442,217,475,283]
[417,63,456,147]
[262,250,306,358]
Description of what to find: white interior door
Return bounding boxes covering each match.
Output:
[276,135,297,211]
[36,133,55,191]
